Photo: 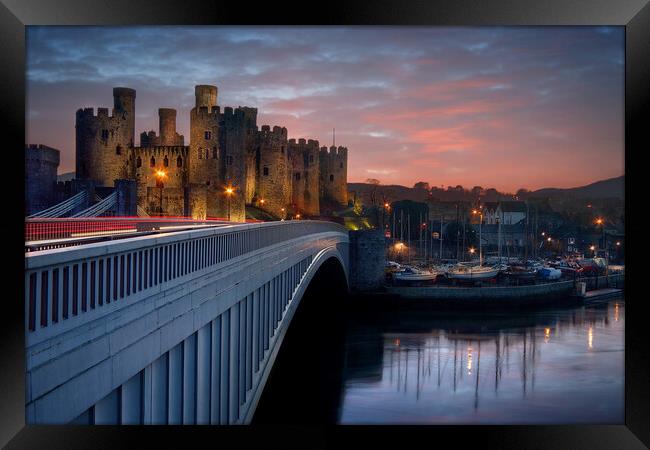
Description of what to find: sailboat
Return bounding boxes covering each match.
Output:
[393,266,438,282]
[446,264,500,280]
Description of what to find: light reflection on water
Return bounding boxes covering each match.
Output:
[339,299,624,424]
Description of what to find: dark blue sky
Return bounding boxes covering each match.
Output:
[26,26,624,191]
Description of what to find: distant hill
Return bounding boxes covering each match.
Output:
[348,175,625,206]
[57,171,75,182]
[531,175,624,200]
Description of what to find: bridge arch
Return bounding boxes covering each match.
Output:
[24,220,349,424]
[252,255,349,424]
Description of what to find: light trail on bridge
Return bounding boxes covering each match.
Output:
[25,216,263,252]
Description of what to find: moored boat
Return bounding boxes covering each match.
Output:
[393,266,438,282]
[446,265,500,280]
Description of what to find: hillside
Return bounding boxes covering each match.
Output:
[531,175,624,200]
[348,175,625,206]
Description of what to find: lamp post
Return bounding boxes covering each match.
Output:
[472,209,483,267]
[225,186,234,221]
[155,170,167,216]
[595,217,605,258]
[280,207,285,221]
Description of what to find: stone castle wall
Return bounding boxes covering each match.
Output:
[73,84,349,221]
[25,144,60,216]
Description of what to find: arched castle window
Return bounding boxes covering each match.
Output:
[164,156,169,167]
[227,156,233,166]
[136,156,142,168]
[309,154,314,163]
[263,166,269,176]
[340,162,343,168]
[281,146,285,155]
[212,147,218,159]
[294,172,300,181]
[198,148,203,160]
[330,174,334,182]
[204,130,212,140]
[101,129,109,140]
[177,156,183,167]
[116,145,122,155]
[150,156,155,167]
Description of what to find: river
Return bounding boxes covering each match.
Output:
[338,298,624,424]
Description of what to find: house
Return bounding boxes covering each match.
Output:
[483,201,527,225]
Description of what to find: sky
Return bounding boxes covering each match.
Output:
[26,26,624,192]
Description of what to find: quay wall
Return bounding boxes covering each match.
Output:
[387,279,576,300]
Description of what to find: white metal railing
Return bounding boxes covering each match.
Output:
[25,220,346,335]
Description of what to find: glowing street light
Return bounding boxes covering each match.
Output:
[469,247,476,254]
[547,237,552,242]
[259,198,265,206]
[154,170,167,215]
[472,209,483,266]
[225,186,235,220]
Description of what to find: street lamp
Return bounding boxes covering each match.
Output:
[295,213,301,220]
[280,207,285,221]
[259,198,265,207]
[472,209,483,266]
[595,217,605,256]
[225,186,235,221]
[155,170,167,216]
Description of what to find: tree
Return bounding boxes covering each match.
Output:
[414,181,430,191]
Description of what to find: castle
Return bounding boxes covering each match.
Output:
[75,85,348,221]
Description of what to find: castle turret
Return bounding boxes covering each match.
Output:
[113,87,136,147]
[195,85,218,109]
[288,138,320,216]
[75,87,135,186]
[25,144,60,216]
[319,144,348,207]
[189,88,221,218]
[158,108,177,146]
[255,125,290,216]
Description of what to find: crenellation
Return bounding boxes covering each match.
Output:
[74,83,348,220]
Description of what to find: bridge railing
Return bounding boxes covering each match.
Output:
[25,216,264,243]
[25,220,346,343]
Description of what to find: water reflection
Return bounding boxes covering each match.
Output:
[339,299,624,424]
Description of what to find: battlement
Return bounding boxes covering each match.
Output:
[76,107,125,121]
[193,105,220,118]
[259,125,288,138]
[134,145,189,155]
[25,144,60,165]
[319,145,348,157]
[289,137,320,149]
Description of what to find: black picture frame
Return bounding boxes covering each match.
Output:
[1,0,647,448]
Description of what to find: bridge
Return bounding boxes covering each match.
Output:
[24,219,350,424]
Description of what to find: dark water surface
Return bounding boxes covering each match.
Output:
[338,299,624,424]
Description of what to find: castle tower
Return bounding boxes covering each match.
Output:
[189,85,221,218]
[25,144,60,216]
[158,108,177,146]
[217,106,249,222]
[319,145,348,207]
[195,85,218,109]
[75,87,135,186]
[255,125,290,216]
[288,138,320,216]
[112,87,136,147]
